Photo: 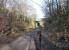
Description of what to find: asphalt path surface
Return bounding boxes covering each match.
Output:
[0,28,61,50]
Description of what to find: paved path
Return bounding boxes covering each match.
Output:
[0,35,36,50]
[0,28,60,50]
[0,29,41,50]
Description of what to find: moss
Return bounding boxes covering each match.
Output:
[0,7,8,13]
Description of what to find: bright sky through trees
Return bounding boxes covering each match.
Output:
[6,0,45,21]
[32,0,45,21]
[27,0,45,21]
